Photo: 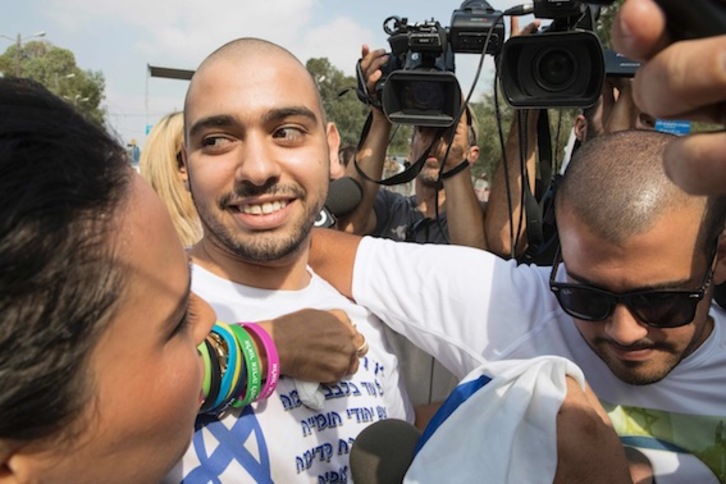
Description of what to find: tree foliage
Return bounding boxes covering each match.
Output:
[469,90,577,181]
[305,57,411,154]
[595,0,625,49]
[0,40,106,126]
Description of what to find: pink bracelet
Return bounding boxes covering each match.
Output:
[241,323,280,399]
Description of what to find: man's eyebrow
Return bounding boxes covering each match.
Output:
[566,269,693,292]
[188,114,237,139]
[261,106,318,125]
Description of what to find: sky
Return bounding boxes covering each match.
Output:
[2,0,527,148]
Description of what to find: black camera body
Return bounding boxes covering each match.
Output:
[500,0,605,108]
[603,49,640,77]
[373,0,505,127]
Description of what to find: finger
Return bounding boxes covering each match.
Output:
[520,21,540,36]
[510,16,519,38]
[605,85,640,133]
[367,51,389,72]
[329,308,354,330]
[355,337,369,358]
[611,0,669,61]
[347,357,360,377]
[662,131,726,195]
[361,44,370,58]
[632,36,726,120]
[360,48,387,72]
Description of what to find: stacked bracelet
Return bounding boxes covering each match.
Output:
[228,323,262,408]
[242,323,280,399]
[197,320,280,416]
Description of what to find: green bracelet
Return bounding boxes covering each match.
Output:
[229,323,262,407]
[198,339,212,400]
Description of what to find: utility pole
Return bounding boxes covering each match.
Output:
[0,31,46,77]
[15,33,20,77]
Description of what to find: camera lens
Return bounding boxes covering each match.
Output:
[402,81,445,111]
[534,48,577,92]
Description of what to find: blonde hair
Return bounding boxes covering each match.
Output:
[139,112,202,247]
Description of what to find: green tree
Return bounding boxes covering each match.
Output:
[305,57,411,154]
[306,57,367,148]
[471,90,577,181]
[0,40,106,126]
[595,0,625,49]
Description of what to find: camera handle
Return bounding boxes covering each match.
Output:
[355,59,383,110]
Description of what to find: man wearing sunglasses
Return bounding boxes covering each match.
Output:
[311,129,726,481]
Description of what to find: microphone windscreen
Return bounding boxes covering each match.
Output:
[326,176,362,216]
[350,419,421,484]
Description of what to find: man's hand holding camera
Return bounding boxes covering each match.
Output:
[358,44,389,118]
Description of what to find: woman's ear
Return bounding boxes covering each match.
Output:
[0,440,26,483]
[178,148,190,191]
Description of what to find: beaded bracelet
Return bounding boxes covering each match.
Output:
[198,338,212,400]
[209,324,242,411]
[242,323,280,399]
[199,337,222,414]
[228,323,262,408]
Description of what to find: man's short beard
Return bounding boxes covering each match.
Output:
[192,181,324,263]
[418,170,443,189]
[210,217,315,262]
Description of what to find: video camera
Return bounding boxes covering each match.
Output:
[499,0,605,108]
[360,0,505,128]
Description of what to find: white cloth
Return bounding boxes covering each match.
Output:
[405,357,585,484]
[165,264,413,484]
[353,237,726,483]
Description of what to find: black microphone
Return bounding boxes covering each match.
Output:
[314,176,363,228]
[350,419,422,484]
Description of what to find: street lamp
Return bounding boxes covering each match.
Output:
[0,31,46,77]
[63,93,90,106]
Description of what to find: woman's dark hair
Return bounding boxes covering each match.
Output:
[0,78,132,441]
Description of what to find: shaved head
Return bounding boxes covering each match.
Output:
[184,37,326,135]
[557,130,726,254]
[181,36,336,267]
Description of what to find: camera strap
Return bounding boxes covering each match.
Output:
[353,112,435,186]
[520,110,561,265]
[523,110,554,253]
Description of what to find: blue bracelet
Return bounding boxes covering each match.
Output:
[210,324,240,411]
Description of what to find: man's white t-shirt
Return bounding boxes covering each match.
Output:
[353,237,726,483]
[165,264,413,483]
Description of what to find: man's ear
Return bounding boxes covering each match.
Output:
[574,115,588,142]
[713,229,726,285]
[466,146,480,165]
[326,122,341,165]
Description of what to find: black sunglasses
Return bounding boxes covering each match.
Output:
[549,248,716,328]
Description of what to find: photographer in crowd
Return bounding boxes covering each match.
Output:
[336,44,486,410]
[487,26,658,261]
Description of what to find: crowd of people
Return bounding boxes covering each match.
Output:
[2,0,726,481]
